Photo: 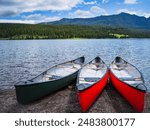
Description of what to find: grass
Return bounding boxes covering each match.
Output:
[109,33,129,38]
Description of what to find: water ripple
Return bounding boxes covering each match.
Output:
[0,39,149,91]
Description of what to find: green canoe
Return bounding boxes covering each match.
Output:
[15,56,85,104]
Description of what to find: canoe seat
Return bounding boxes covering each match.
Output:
[119,77,141,81]
[77,83,91,90]
[91,68,105,71]
[112,67,125,71]
[112,63,127,70]
[84,77,100,82]
[44,74,62,80]
[51,75,62,79]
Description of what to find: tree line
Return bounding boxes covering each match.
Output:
[0,23,150,39]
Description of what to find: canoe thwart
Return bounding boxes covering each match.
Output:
[84,77,100,82]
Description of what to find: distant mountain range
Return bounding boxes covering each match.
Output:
[41,13,150,30]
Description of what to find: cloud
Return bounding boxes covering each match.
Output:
[70,10,93,18]
[124,0,138,4]
[117,9,150,18]
[23,14,48,21]
[0,0,83,17]
[69,6,107,18]
[90,6,107,14]
[102,0,109,4]
[117,9,137,14]
[0,19,35,24]
[22,14,61,23]
[0,0,18,6]
[83,1,97,5]
[0,10,18,17]
[0,14,61,24]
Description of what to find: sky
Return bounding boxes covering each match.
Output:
[0,0,149,24]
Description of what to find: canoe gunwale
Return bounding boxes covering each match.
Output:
[109,56,147,92]
[15,70,79,88]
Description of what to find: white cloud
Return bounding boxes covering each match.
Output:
[0,0,83,17]
[0,14,61,24]
[117,9,137,15]
[69,6,107,18]
[117,9,150,18]
[0,19,35,24]
[23,14,47,20]
[83,1,97,5]
[124,0,138,4]
[23,14,61,23]
[90,6,107,14]
[102,0,109,4]
[142,12,150,18]
[70,10,93,18]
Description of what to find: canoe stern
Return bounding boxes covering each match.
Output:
[109,70,146,112]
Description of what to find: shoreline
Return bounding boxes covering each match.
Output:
[0,84,150,113]
[0,38,150,40]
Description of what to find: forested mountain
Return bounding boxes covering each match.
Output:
[44,13,150,30]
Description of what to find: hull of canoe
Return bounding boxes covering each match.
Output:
[78,71,109,112]
[109,70,145,112]
[15,71,78,104]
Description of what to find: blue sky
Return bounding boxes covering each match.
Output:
[0,0,149,24]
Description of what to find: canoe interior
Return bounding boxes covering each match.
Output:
[110,56,146,91]
[77,57,108,91]
[16,56,84,86]
[15,56,84,104]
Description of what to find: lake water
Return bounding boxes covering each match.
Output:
[0,39,150,91]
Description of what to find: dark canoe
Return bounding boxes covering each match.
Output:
[76,56,109,112]
[15,56,85,104]
[109,56,147,112]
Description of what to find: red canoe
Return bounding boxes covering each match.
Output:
[109,56,147,112]
[76,57,109,112]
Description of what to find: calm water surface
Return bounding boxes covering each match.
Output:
[0,39,150,91]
